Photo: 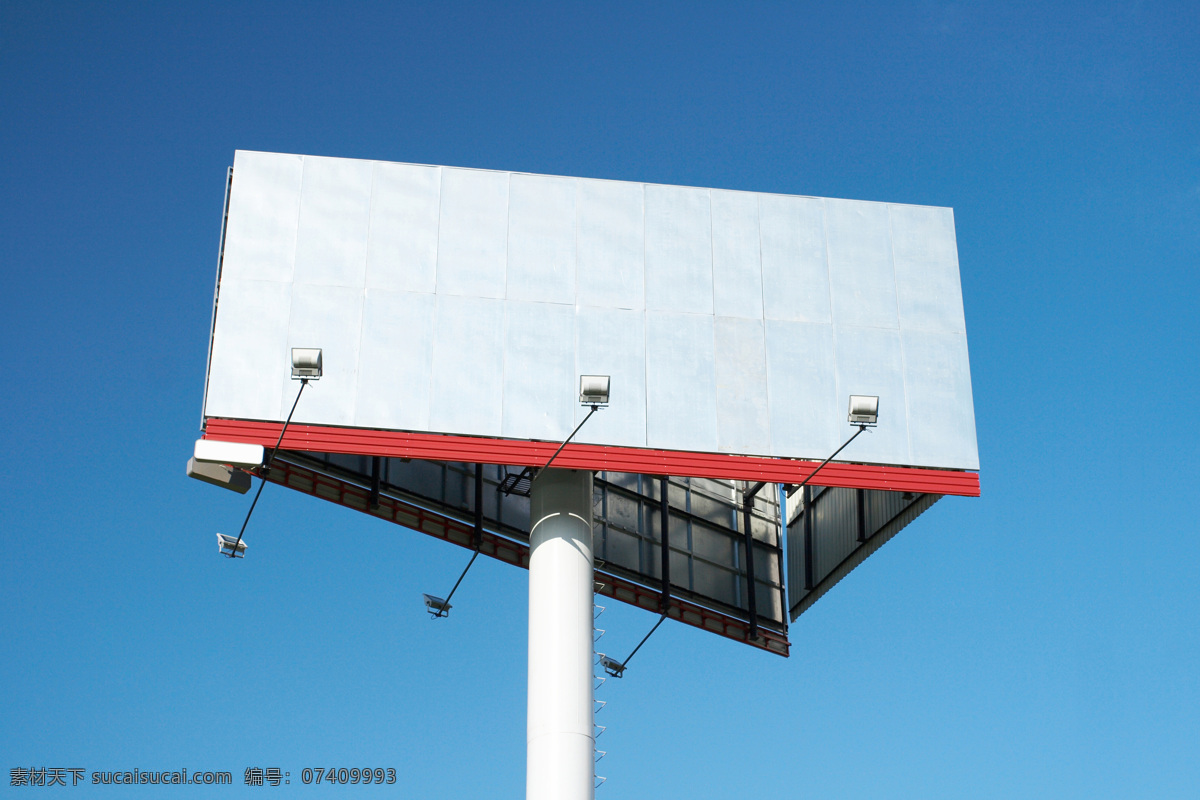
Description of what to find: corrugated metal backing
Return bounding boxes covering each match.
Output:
[286,451,784,629]
[787,488,940,621]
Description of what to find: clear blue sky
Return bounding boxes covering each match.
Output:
[2,2,1197,797]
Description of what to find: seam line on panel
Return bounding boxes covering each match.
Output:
[362,160,379,291]
[642,182,650,450]
[888,204,915,463]
[708,188,724,452]
[350,163,380,428]
[433,167,445,296]
[502,171,512,301]
[424,168,445,428]
[572,177,584,440]
[282,155,306,421]
[707,188,716,317]
[754,192,772,454]
[822,198,839,455]
[498,173,512,437]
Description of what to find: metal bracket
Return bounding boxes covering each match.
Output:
[498,465,535,497]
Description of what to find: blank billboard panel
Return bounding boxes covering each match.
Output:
[204,151,979,483]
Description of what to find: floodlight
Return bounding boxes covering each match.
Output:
[423,593,451,617]
[291,348,322,380]
[532,376,613,478]
[194,438,265,469]
[217,533,247,558]
[848,395,879,426]
[599,655,625,677]
[579,375,610,407]
[187,457,252,494]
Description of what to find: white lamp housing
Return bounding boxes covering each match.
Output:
[291,347,322,380]
[423,593,451,616]
[848,395,880,426]
[599,654,626,677]
[579,375,610,407]
[217,533,247,558]
[193,439,265,469]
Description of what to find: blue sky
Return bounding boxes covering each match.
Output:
[2,2,1197,797]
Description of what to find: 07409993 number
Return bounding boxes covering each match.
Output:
[301,768,396,785]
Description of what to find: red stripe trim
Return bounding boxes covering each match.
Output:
[204,418,981,497]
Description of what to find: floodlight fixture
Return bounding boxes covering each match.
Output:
[848,395,879,426]
[217,533,247,558]
[291,348,322,380]
[531,376,614,480]
[599,655,625,678]
[215,349,321,563]
[785,393,882,500]
[607,612,668,679]
[424,593,452,617]
[579,375,610,407]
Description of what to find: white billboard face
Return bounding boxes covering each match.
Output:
[204,151,978,492]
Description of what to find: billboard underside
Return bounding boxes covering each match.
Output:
[262,451,789,654]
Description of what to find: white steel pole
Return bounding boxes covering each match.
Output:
[527,468,595,800]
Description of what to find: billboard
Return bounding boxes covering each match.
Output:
[197,151,980,653]
[204,151,978,487]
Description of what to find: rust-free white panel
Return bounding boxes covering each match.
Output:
[890,204,966,334]
[644,184,713,315]
[710,190,763,319]
[574,306,646,448]
[286,284,363,427]
[826,199,898,329]
[355,290,436,432]
[576,178,644,310]
[903,329,979,469]
[435,168,509,299]
[759,194,830,323]
[222,151,303,283]
[765,320,838,458]
[206,152,979,473]
[365,162,441,294]
[833,325,910,465]
[293,156,373,288]
[506,174,577,304]
[502,301,576,440]
[428,294,505,436]
[645,311,717,451]
[206,278,291,421]
[714,316,769,454]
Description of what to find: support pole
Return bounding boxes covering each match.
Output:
[527,469,595,800]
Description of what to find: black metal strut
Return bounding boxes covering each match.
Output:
[226,378,309,558]
[430,464,487,618]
